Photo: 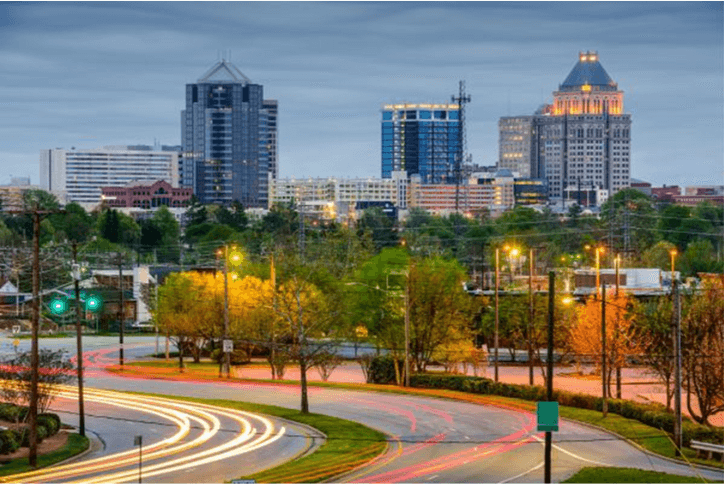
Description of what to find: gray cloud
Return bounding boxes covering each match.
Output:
[0,1,721,188]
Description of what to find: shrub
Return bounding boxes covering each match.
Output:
[210,348,248,365]
[367,356,398,384]
[38,413,60,436]
[0,429,19,454]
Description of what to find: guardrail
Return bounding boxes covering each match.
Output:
[691,440,724,462]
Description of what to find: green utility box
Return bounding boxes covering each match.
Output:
[537,401,559,432]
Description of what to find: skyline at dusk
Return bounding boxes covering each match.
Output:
[1,2,722,188]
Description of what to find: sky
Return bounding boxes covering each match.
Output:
[0,1,722,188]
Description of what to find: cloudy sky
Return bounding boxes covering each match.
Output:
[1,2,722,187]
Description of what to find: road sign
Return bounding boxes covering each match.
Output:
[223,339,233,353]
[11,325,20,334]
[134,435,142,446]
[537,401,559,432]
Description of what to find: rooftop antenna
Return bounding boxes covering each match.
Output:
[452,80,471,214]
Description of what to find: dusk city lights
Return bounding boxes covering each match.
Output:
[0,2,722,483]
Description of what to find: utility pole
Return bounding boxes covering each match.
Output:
[117,252,124,368]
[404,269,411,387]
[601,283,608,417]
[72,243,85,437]
[544,271,555,484]
[6,206,64,467]
[29,211,40,467]
[673,279,683,455]
[528,248,535,385]
[494,247,500,382]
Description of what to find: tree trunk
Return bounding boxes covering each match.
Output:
[178,342,185,373]
[300,356,309,414]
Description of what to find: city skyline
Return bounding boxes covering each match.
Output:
[1,2,722,189]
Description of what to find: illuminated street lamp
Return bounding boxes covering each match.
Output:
[494,243,520,383]
[670,248,677,288]
[217,245,243,378]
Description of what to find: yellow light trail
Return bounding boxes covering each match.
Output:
[1,387,287,484]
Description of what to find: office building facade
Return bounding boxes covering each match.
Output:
[499,51,631,202]
[181,60,277,208]
[39,146,178,208]
[382,103,460,184]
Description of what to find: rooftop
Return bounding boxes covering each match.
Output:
[559,51,618,92]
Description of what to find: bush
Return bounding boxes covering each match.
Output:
[38,413,60,436]
[367,356,398,384]
[0,429,20,454]
[0,404,28,423]
[210,348,248,365]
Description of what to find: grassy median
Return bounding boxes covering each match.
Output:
[130,393,387,483]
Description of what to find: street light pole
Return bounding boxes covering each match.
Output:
[601,283,608,417]
[673,279,683,455]
[544,270,555,484]
[614,255,621,399]
[222,246,230,378]
[494,247,500,383]
[528,248,534,386]
[117,252,124,368]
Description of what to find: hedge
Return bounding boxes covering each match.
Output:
[0,430,20,455]
[410,374,724,447]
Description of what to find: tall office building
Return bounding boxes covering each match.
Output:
[381,103,460,184]
[39,146,178,208]
[499,51,631,201]
[181,60,277,207]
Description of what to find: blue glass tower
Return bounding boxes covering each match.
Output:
[381,103,460,184]
[182,60,277,207]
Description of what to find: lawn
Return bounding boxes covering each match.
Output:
[0,433,89,477]
[563,466,719,483]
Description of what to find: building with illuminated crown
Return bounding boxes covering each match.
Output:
[381,103,460,184]
[499,51,631,203]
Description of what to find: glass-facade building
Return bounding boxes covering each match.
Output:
[182,60,277,207]
[381,103,460,184]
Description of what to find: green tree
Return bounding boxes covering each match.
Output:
[357,207,398,252]
[601,189,659,261]
[51,202,93,243]
[680,239,721,277]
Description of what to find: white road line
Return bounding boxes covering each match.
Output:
[532,435,610,467]
[499,461,544,483]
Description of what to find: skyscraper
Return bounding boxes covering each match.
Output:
[181,60,277,207]
[381,103,460,184]
[499,51,631,202]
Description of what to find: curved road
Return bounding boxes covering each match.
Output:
[3,336,724,483]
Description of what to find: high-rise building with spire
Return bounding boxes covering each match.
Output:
[499,51,631,203]
[181,59,277,207]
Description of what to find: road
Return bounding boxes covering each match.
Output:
[3,335,724,483]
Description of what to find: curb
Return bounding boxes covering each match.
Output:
[46,429,96,468]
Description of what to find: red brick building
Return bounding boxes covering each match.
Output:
[651,185,680,203]
[101,180,192,209]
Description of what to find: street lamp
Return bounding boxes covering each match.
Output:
[217,245,243,378]
[669,249,677,288]
[494,244,520,383]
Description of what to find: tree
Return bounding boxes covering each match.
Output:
[50,202,93,244]
[641,240,677,272]
[156,273,202,371]
[569,291,642,397]
[679,239,721,277]
[408,257,480,372]
[0,350,75,416]
[682,276,724,426]
[601,189,659,262]
[637,297,676,410]
[357,207,398,252]
[97,209,140,247]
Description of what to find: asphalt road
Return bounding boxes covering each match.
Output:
[3,335,724,483]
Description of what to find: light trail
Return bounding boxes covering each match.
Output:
[0,387,287,484]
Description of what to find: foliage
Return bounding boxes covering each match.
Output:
[568,291,643,396]
[636,296,676,410]
[563,467,716,483]
[366,356,398,384]
[682,275,724,425]
[0,350,76,414]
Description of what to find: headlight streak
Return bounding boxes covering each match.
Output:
[0,387,286,484]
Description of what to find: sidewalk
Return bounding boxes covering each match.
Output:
[233,361,724,427]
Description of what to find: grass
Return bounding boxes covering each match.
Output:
[0,433,89,476]
[129,393,387,483]
[563,466,719,483]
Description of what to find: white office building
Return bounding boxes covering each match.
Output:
[40,146,179,208]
